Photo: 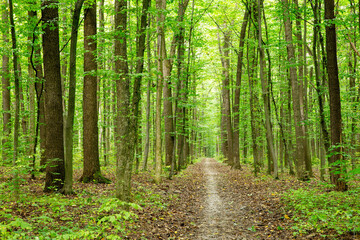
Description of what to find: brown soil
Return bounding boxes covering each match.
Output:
[129,158,299,239]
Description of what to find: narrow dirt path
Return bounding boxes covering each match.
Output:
[195,158,252,239]
[128,158,298,239]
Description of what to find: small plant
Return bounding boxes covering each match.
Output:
[282,186,360,237]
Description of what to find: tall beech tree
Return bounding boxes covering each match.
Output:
[258,0,277,178]
[325,0,347,191]
[218,30,233,167]
[115,0,132,201]
[63,0,85,194]
[114,0,150,200]
[282,0,309,180]
[8,0,20,198]
[1,3,11,163]
[154,0,166,184]
[233,10,249,170]
[42,0,65,192]
[81,0,108,183]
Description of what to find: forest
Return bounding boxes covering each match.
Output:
[0,0,359,238]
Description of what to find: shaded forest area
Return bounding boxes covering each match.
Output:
[0,0,360,238]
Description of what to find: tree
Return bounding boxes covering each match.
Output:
[42,0,65,192]
[324,0,347,191]
[218,29,233,167]
[1,2,11,163]
[154,0,166,184]
[233,10,249,170]
[282,0,309,180]
[81,0,108,183]
[258,0,277,178]
[63,0,85,194]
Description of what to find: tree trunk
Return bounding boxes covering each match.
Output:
[8,0,20,198]
[143,14,152,171]
[62,0,85,195]
[282,0,309,180]
[42,0,65,192]
[154,0,166,184]
[81,1,108,183]
[115,0,133,202]
[218,30,233,167]
[312,0,330,181]
[1,4,11,163]
[133,0,151,172]
[233,10,249,170]
[325,0,348,191]
[258,0,277,179]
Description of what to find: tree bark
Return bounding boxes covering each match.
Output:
[218,30,233,167]
[233,10,249,170]
[42,0,65,192]
[62,0,85,195]
[133,0,151,172]
[8,0,20,198]
[1,4,11,163]
[115,0,133,202]
[143,13,152,171]
[282,0,308,180]
[258,0,277,178]
[154,0,166,184]
[325,0,348,191]
[81,1,108,183]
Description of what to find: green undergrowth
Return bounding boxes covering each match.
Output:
[0,177,172,239]
[282,183,360,238]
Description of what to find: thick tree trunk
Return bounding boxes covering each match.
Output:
[325,0,348,191]
[42,0,65,192]
[81,1,107,183]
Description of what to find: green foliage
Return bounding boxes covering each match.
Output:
[282,186,360,236]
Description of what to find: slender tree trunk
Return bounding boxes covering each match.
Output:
[233,10,249,170]
[62,0,85,195]
[8,0,20,198]
[143,14,152,171]
[294,0,312,176]
[312,0,330,180]
[1,4,11,163]
[325,0,347,191]
[282,0,308,180]
[42,0,65,192]
[154,0,166,184]
[133,0,151,173]
[247,20,260,175]
[218,30,233,167]
[258,0,277,178]
[115,0,134,202]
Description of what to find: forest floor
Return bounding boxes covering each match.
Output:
[129,158,298,240]
[126,158,357,240]
[1,158,359,239]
